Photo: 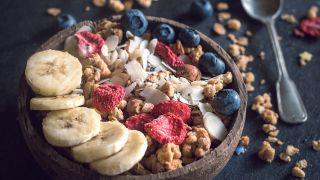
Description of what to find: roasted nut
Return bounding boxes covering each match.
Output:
[213,23,226,36]
[216,2,229,11]
[227,19,241,30]
[176,64,201,82]
[292,167,305,178]
[312,140,320,151]
[217,12,231,22]
[161,82,175,98]
[279,152,291,162]
[285,145,300,156]
[240,136,250,146]
[258,141,275,162]
[127,98,143,115]
[189,45,203,65]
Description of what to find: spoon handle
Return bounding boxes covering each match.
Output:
[266,20,308,124]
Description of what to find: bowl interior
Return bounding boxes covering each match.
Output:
[18,16,247,179]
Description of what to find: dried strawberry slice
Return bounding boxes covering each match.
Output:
[125,113,154,132]
[144,112,187,145]
[152,100,191,123]
[299,17,320,38]
[75,31,105,58]
[92,84,125,113]
[155,41,184,68]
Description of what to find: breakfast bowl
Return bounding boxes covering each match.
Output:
[17,14,247,180]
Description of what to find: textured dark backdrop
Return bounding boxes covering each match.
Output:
[0,0,319,179]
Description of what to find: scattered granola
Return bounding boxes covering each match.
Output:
[295,159,308,169]
[299,51,313,66]
[227,19,242,31]
[279,152,291,162]
[281,14,297,24]
[237,37,249,46]
[258,141,275,162]
[291,166,305,178]
[92,0,106,7]
[243,72,255,92]
[259,51,265,60]
[307,5,318,19]
[217,12,231,22]
[252,93,272,114]
[240,135,250,146]
[108,0,125,12]
[189,45,203,65]
[216,2,229,11]
[260,79,266,85]
[47,7,61,17]
[84,6,91,12]
[137,0,152,8]
[312,139,320,151]
[227,34,238,43]
[213,23,226,36]
[235,55,254,71]
[285,145,300,156]
[261,109,279,125]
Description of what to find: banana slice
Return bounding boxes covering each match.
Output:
[71,121,129,163]
[25,49,82,96]
[30,94,84,111]
[90,130,148,176]
[42,107,101,147]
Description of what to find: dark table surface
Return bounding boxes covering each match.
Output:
[1,0,319,179]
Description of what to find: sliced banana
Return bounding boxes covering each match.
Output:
[90,130,147,176]
[25,49,82,96]
[30,94,84,111]
[42,107,101,147]
[71,121,129,163]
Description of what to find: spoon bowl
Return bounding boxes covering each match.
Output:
[241,0,283,22]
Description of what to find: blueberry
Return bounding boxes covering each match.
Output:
[190,0,213,20]
[213,89,241,115]
[178,28,200,47]
[199,52,225,76]
[57,14,77,29]
[235,145,246,155]
[121,9,148,36]
[153,24,175,44]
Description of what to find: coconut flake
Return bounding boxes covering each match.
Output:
[148,38,158,54]
[126,31,134,39]
[117,49,129,62]
[71,88,84,94]
[203,112,227,141]
[142,49,150,70]
[140,86,170,104]
[191,80,208,86]
[110,50,118,64]
[198,102,214,115]
[125,60,148,84]
[190,86,204,101]
[125,82,137,96]
[97,78,110,85]
[139,40,149,51]
[106,35,119,52]
[148,54,162,67]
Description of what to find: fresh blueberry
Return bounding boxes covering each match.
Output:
[213,89,241,115]
[235,145,246,155]
[190,0,213,20]
[199,52,225,76]
[57,14,77,29]
[153,24,175,44]
[121,9,148,36]
[178,28,200,47]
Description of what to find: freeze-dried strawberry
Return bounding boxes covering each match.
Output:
[92,84,125,112]
[155,41,184,68]
[75,31,105,58]
[298,17,320,38]
[152,100,191,123]
[144,112,187,145]
[125,113,154,132]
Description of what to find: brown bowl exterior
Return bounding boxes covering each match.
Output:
[17,16,247,180]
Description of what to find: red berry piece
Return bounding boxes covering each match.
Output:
[144,112,187,145]
[92,84,125,112]
[155,41,184,68]
[125,113,154,132]
[75,31,105,58]
[299,17,320,38]
[152,100,191,123]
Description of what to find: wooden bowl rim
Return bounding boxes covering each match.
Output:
[17,15,247,179]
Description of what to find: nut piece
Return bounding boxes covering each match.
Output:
[161,82,175,98]
[127,98,143,115]
[47,8,61,16]
[285,145,300,156]
[176,64,201,82]
[216,2,229,11]
[92,0,106,7]
[240,135,250,146]
[261,109,279,125]
[137,0,152,8]
[235,55,254,71]
[228,34,238,43]
[299,51,313,66]
[228,44,241,57]
[312,140,320,151]
[108,0,125,12]
[292,167,305,178]
[156,143,182,171]
[227,19,242,30]
[243,72,255,92]
[252,93,272,114]
[217,12,231,22]
[189,45,203,65]
[171,40,185,56]
[307,5,318,19]
[295,159,308,169]
[279,152,291,162]
[258,141,275,162]
[281,14,297,24]
[213,23,226,36]
[104,107,124,121]
[141,102,154,113]
[182,127,211,163]
[237,37,249,46]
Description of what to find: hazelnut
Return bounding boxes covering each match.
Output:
[176,64,201,81]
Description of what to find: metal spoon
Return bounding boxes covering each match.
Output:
[241,0,307,124]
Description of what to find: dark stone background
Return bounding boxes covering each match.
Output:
[0,0,319,179]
